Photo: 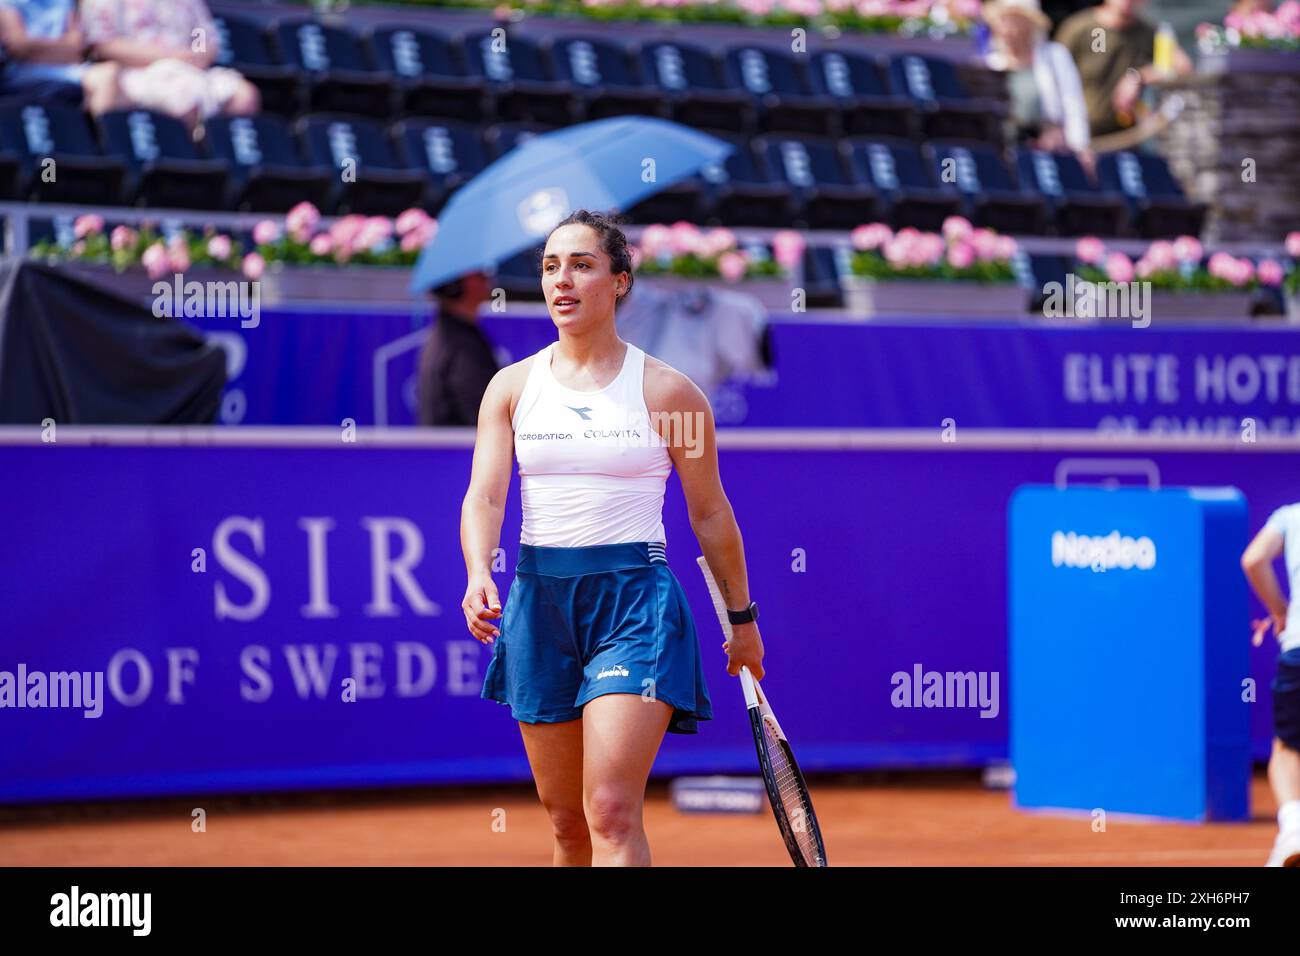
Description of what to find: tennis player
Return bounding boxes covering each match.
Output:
[1241,501,1300,867]
[460,209,765,866]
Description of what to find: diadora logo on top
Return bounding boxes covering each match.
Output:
[596,665,630,680]
[1051,530,1157,572]
[566,405,593,420]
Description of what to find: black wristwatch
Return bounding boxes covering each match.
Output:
[727,601,759,625]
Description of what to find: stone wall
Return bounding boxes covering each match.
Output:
[1154,66,1300,245]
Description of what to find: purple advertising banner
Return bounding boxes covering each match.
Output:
[196,309,1300,433]
[0,431,1295,803]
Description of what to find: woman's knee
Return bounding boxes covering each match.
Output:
[223,79,261,116]
[584,785,640,843]
[543,802,590,846]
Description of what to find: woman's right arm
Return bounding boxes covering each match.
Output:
[459,365,517,644]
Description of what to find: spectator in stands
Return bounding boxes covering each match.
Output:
[1055,0,1191,139]
[0,0,123,112]
[418,270,500,427]
[984,0,1091,160]
[80,0,259,134]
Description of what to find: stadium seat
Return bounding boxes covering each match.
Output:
[0,100,125,205]
[721,46,839,137]
[98,110,228,210]
[461,31,578,127]
[807,50,916,140]
[391,117,488,213]
[843,136,963,231]
[681,131,793,227]
[367,26,487,122]
[888,54,1001,142]
[927,140,1050,235]
[205,114,332,212]
[1016,149,1129,238]
[212,13,301,117]
[756,134,882,230]
[636,40,754,134]
[274,19,396,117]
[547,35,665,122]
[1096,150,1206,238]
[297,113,427,215]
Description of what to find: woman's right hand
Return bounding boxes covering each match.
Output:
[462,573,502,644]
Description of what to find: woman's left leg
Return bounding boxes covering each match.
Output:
[581,693,673,866]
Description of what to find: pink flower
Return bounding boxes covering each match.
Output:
[329,214,366,249]
[1207,251,1236,280]
[110,225,137,251]
[355,216,394,251]
[285,202,321,242]
[916,232,945,266]
[718,250,748,282]
[883,236,911,268]
[168,243,191,273]
[771,229,805,271]
[941,215,973,242]
[1257,258,1285,287]
[252,220,281,246]
[141,242,168,280]
[394,207,432,236]
[1104,252,1135,284]
[310,234,333,257]
[1172,235,1203,264]
[1075,236,1105,265]
[995,235,1017,260]
[1145,240,1177,272]
[947,241,974,270]
[242,252,265,280]
[1135,258,1154,279]
[851,223,892,251]
[628,245,643,271]
[206,235,232,261]
[74,214,104,239]
[704,227,738,257]
[668,220,703,257]
[639,224,673,259]
[970,228,1000,262]
[1286,232,1300,258]
[1233,258,1256,286]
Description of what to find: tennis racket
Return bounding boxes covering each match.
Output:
[696,555,828,867]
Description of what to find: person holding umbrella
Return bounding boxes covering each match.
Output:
[417,270,499,427]
[459,209,765,866]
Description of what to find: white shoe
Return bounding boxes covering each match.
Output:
[1265,829,1300,867]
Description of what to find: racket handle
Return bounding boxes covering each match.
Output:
[739,665,760,709]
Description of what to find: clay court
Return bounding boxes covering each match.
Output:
[0,769,1281,867]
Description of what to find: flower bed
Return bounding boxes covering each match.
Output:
[841,218,1024,316]
[355,0,979,36]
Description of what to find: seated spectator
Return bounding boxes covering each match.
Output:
[985,0,1091,162]
[1056,0,1191,140]
[81,0,259,134]
[0,0,123,112]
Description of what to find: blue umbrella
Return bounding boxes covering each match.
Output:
[409,116,734,294]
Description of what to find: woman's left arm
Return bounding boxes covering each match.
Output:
[650,365,765,680]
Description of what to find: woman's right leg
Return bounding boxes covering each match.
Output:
[519,718,590,866]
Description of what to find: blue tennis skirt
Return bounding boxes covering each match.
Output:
[481,541,713,734]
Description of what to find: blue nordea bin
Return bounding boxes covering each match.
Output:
[1009,481,1249,821]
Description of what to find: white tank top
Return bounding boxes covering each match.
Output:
[512,341,672,548]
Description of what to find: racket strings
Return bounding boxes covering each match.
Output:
[762,722,823,865]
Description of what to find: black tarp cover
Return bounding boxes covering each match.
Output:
[0,260,226,424]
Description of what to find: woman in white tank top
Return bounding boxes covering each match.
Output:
[460,209,766,867]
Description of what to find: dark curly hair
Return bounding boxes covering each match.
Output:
[538,209,635,309]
